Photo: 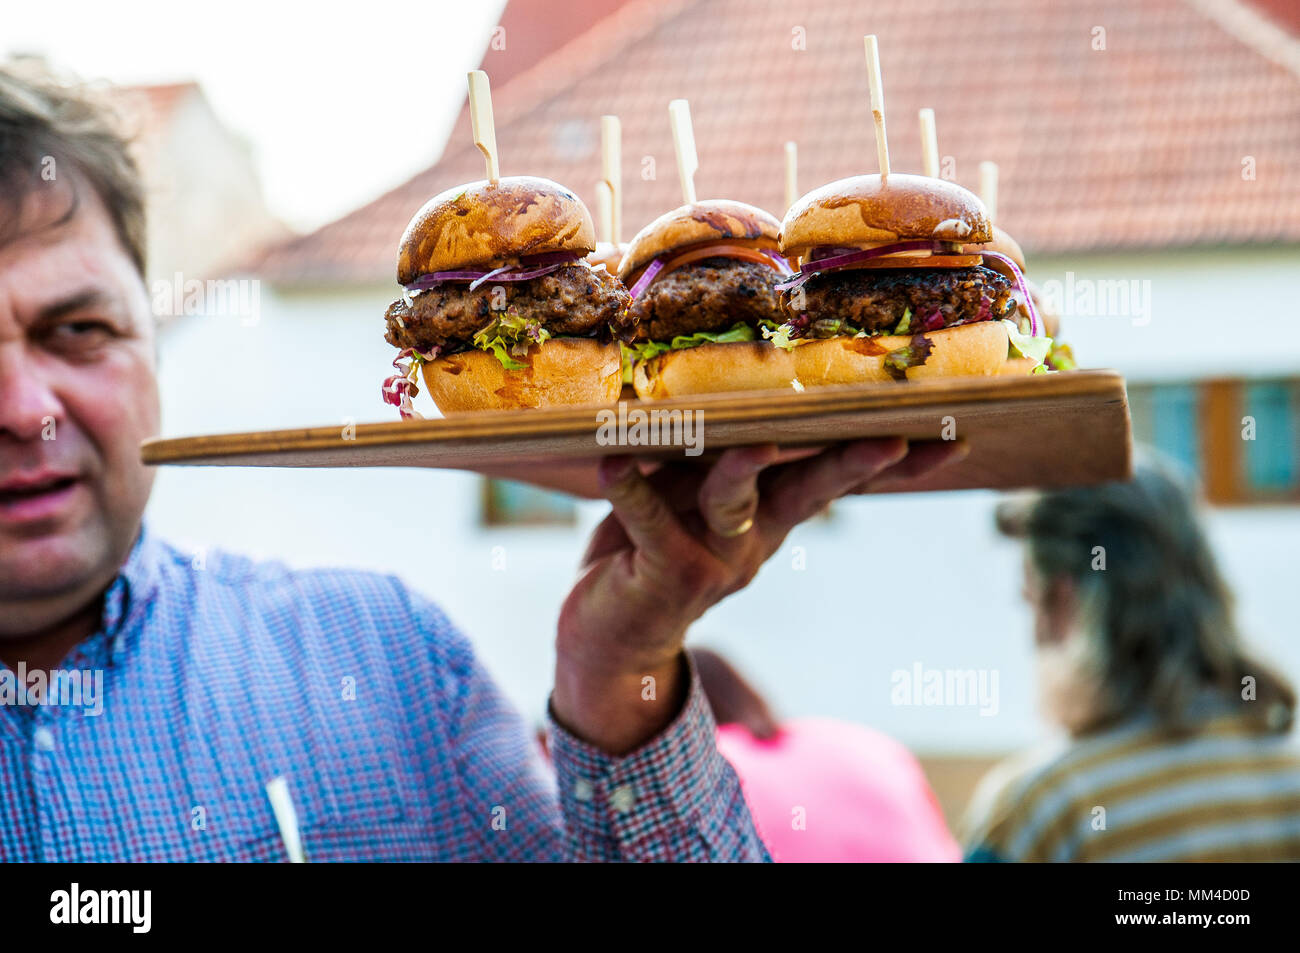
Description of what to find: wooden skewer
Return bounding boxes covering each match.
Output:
[784,141,798,213]
[864,36,890,182]
[467,70,500,183]
[919,108,939,178]
[668,99,698,205]
[601,115,622,244]
[980,160,999,222]
[594,181,613,245]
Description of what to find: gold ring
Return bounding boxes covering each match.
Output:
[719,517,754,538]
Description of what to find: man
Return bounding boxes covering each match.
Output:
[0,63,962,861]
[962,454,1300,862]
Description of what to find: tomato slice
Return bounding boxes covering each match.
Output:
[828,254,983,271]
[643,242,789,285]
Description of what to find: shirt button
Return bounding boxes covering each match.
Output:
[34,727,55,752]
[610,785,636,813]
[573,779,594,802]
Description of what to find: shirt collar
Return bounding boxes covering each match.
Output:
[97,521,163,667]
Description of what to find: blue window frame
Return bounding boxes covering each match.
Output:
[1149,383,1201,476]
[1242,381,1298,493]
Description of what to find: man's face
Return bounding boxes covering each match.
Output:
[0,183,159,614]
[1021,551,1070,648]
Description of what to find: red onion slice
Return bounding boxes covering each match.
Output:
[980,251,1042,338]
[629,259,665,299]
[774,240,962,292]
[404,251,583,292]
[762,248,795,276]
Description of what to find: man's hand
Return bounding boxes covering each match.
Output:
[550,438,967,754]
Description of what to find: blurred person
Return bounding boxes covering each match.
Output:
[962,452,1300,862]
[693,647,961,862]
[0,62,965,862]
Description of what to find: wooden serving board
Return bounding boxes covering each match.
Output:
[140,370,1131,496]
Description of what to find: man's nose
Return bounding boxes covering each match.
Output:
[0,346,64,442]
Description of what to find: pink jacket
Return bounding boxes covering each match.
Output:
[716,717,960,863]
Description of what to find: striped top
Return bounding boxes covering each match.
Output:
[961,698,1300,862]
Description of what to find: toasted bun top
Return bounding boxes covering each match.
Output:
[398,176,596,284]
[780,173,991,259]
[618,199,782,281]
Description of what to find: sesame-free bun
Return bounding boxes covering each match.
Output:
[631,341,797,400]
[420,338,620,413]
[398,176,596,284]
[789,321,1010,385]
[999,356,1039,376]
[781,173,992,260]
[619,200,782,281]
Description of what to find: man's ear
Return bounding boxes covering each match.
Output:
[1042,575,1078,646]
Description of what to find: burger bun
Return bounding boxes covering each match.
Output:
[421,338,621,413]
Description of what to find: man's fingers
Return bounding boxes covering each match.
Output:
[598,456,693,562]
[761,437,909,529]
[848,439,969,493]
[579,511,629,569]
[697,444,781,538]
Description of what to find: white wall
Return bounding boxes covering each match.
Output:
[147,255,1300,755]
[1030,245,1300,380]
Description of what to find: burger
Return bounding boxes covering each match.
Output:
[960,226,1076,376]
[773,173,1042,383]
[586,241,628,276]
[618,200,796,399]
[382,176,633,415]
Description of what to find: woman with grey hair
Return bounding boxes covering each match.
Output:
[962,452,1299,862]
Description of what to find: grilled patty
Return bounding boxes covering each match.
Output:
[782,265,1016,335]
[384,263,633,352]
[631,257,786,341]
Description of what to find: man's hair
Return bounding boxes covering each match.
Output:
[997,450,1294,736]
[0,59,146,276]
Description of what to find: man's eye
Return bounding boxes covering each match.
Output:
[53,320,115,342]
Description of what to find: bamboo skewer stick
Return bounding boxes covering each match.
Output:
[467,70,500,182]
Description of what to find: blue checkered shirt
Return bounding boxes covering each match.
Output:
[0,524,768,862]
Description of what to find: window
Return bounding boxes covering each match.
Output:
[481,478,577,527]
[1126,382,1201,474]
[1126,378,1300,505]
[1242,381,1299,495]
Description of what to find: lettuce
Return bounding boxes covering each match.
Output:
[1047,341,1077,371]
[1001,318,1053,366]
[761,316,870,349]
[759,319,799,350]
[882,334,934,380]
[629,321,756,362]
[472,311,552,370]
[893,307,912,335]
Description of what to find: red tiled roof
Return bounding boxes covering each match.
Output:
[241,0,1300,286]
[1243,0,1300,35]
[481,0,637,87]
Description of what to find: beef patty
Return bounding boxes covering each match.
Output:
[384,263,632,352]
[782,265,1016,335]
[630,257,786,341]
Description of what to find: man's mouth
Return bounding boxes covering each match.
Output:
[0,474,83,524]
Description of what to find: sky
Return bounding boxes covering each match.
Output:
[3,0,507,231]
